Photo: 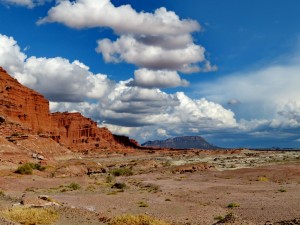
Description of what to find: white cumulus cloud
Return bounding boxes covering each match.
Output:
[96,81,237,129]
[194,55,300,145]
[38,0,200,35]
[0,34,26,75]
[38,0,216,88]
[96,35,210,73]
[0,34,114,102]
[132,69,189,88]
[0,33,238,144]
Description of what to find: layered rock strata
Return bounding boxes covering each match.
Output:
[0,67,139,151]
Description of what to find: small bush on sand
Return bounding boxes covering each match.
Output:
[67,182,81,190]
[278,188,287,192]
[143,183,160,193]
[214,215,224,221]
[138,201,148,208]
[109,214,170,225]
[0,190,5,197]
[106,175,115,183]
[15,164,33,175]
[29,163,46,171]
[227,202,239,208]
[15,163,46,175]
[110,168,133,176]
[2,206,59,225]
[85,185,96,192]
[111,182,127,190]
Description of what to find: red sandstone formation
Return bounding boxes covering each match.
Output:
[0,67,140,151]
[50,112,127,151]
[0,67,50,135]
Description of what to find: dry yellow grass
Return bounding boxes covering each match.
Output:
[110,214,170,225]
[257,176,269,182]
[2,206,59,225]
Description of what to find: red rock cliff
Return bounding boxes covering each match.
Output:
[0,67,50,134]
[0,67,140,151]
[50,112,126,151]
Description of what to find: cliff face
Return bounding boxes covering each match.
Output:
[0,67,50,134]
[50,112,125,151]
[0,67,139,151]
[142,136,219,150]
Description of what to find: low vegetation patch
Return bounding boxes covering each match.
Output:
[138,201,149,208]
[138,183,160,193]
[111,182,127,190]
[85,185,96,192]
[227,202,239,208]
[15,163,46,175]
[144,183,160,193]
[2,206,59,225]
[215,213,235,223]
[214,215,224,221]
[67,182,81,191]
[0,190,5,197]
[257,176,269,182]
[106,175,115,183]
[109,214,170,225]
[278,188,287,192]
[110,168,133,176]
[57,183,81,192]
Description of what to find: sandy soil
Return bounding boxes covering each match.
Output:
[0,150,299,225]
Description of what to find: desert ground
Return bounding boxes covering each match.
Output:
[0,149,300,225]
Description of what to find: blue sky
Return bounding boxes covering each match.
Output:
[1,0,300,148]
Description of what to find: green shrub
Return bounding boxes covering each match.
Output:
[144,183,160,193]
[110,168,133,176]
[214,215,224,221]
[227,202,239,208]
[30,163,46,171]
[85,185,96,192]
[106,175,115,183]
[278,188,287,192]
[67,183,81,190]
[138,201,148,208]
[15,164,33,175]
[15,163,46,175]
[111,182,127,190]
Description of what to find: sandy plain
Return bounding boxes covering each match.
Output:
[0,149,299,225]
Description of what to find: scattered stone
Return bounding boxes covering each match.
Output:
[32,153,45,160]
[0,115,6,123]
[37,154,45,160]
[84,206,96,212]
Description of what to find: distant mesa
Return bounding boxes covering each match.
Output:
[142,136,220,150]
